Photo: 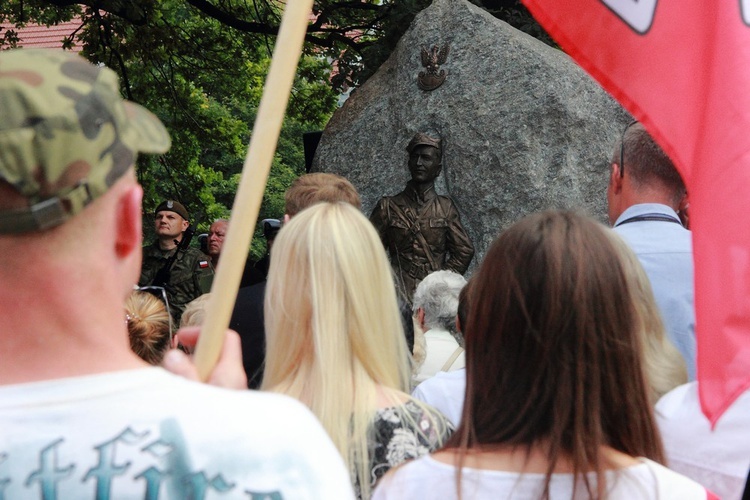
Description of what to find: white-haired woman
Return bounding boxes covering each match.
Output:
[261,202,452,499]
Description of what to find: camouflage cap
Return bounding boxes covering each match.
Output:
[0,49,171,233]
[406,132,441,153]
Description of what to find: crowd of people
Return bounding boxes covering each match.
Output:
[1,48,746,499]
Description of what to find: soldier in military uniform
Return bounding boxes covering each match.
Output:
[370,132,474,299]
[139,200,213,322]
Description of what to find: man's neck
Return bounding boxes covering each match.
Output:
[628,185,678,210]
[612,179,679,223]
[0,261,147,385]
[158,234,182,251]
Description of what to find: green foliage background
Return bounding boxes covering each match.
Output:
[1,0,338,259]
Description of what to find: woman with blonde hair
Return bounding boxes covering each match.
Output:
[262,202,452,498]
[180,293,211,328]
[125,289,171,365]
[374,210,708,499]
[607,231,688,404]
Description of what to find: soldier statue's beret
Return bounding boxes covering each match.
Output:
[406,132,441,153]
[0,49,171,233]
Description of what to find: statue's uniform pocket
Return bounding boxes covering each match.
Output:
[424,218,449,248]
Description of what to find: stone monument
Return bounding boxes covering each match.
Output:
[312,0,631,274]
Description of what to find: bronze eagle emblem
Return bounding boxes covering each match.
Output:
[417,43,450,91]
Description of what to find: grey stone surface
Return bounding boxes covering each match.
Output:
[312,0,631,272]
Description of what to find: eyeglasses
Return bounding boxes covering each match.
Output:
[619,120,638,178]
[131,285,174,341]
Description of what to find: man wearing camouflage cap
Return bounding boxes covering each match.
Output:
[139,198,214,322]
[0,49,353,498]
[370,132,475,300]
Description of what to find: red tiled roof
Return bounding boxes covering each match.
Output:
[1,20,83,51]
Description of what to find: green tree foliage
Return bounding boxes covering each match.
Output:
[0,0,338,258]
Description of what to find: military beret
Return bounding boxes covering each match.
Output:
[155,200,189,221]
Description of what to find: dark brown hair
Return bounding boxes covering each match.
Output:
[456,278,471,334]
[449,210,664,497]
[284,173,361,217]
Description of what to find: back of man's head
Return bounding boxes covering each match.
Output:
[0,50,169,235]
[412,270,467,333]
[615,122,686,203]
[284,173,361,217]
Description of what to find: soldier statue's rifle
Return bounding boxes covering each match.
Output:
[151,225,196,290]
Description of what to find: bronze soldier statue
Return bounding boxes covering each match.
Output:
[370,132,474,299]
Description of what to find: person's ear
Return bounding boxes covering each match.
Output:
[115,184,143,259]
[283,214,291,224]
[678,193,690,212]
[181,218,189,232]
[677,193,690,228]
[416,308,426,330]
[609,163,623,194]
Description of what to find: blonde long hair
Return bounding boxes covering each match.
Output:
[262,202,418,496]
[607,231,688,404]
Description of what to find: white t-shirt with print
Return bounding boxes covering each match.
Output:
[0,368,354,499]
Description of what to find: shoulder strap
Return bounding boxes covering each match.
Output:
[441,346,464,372]
[387,199,440,271]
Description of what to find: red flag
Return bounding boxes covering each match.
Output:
[521,0,750,425]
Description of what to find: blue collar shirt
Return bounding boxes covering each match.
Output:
[613,203,696,379]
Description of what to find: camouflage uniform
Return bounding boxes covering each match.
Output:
[139,242,213,322]
[370,181,474,299]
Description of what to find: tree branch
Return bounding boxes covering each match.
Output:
[185,0,279,35]
[44,0,149,25]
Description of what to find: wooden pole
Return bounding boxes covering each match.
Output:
[193,0,314,380]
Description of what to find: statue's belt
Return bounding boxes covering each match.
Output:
[399,259,437,279]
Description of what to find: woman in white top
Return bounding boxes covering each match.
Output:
[374,210,711,499]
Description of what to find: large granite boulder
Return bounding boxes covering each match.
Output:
[312,0,631,271]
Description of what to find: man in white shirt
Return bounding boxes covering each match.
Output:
[412,270,466,383]
[656,382,750,499]
[0,49,353,498]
